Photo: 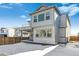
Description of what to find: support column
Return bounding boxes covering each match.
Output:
[20,30,23,41]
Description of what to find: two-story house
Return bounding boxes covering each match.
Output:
[30,5,71,44]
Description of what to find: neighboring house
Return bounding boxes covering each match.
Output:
[30,5,71,44]
[0,26,31,38]
[0,28,8,34]
[7,26,31,38]
[0,28,18,37]
[15,26,31,37]
[0,28,8,37]
[7,28,16,37]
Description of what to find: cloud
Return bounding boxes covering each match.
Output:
[0,3,29,13]
[20,15,27,18]
[26,18,31,21]
[61,3,70,5]
[8,3,29,12]
[69,7,79,16]
[8,3,23,7]
[25,10,29,13]
[58,4,79,16]
[0,5,12,9]
[0,3,13,9]
[0,3,23,9]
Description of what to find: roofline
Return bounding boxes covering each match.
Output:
[53,6,61,15]
[36,5,47,11]
[29,6,61,16]
[62,14,71,26]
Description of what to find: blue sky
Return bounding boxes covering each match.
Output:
[0,3,79,35]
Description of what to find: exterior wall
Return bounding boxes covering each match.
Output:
[15,29,21,37]
[33,25,56,44]
[59,15,70,43]
[0,28,8,34]
[60,15,66,27]
[7,28,16,37]
[31,6,71,44]
[58,15,66,43]
[31,8,58,44]
[31,9,54,28]
[66,18,71,41]
[59,28,66,43]
[54,10,60,43]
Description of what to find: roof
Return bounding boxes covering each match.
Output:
[30,5,61,15]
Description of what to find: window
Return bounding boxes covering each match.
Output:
[35,29,52,38]
[46,12,50,20]
[40,30,46,37]
[36,30,46,37]
[47,29,52,37]
[38,13,44,21]
[36,33,39,37]
[36,30,39,37]
[34,16,37,22]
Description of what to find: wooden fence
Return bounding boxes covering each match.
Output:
[70,36,79,41]
[0,37,21,45]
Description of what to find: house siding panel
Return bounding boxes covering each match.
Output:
[33,25,56,44]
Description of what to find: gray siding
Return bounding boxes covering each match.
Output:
[58,15,70,43]
[55,16,60,43]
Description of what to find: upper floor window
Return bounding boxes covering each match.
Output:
[46,12,50,20]
[34,16,37,22]
[38,13,44,21]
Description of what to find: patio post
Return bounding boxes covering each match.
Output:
[21,30,23,41]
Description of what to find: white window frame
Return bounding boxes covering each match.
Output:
[33,15,38,22]
[46,12,50,20]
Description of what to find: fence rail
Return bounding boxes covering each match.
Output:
[70,36,79,41]
[0,37,21,45]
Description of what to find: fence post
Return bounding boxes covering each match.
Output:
[77,33,79,41]
[3,36,5,45]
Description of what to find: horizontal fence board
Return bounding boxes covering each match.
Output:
[70,36,79,41]
[0,37,22,45]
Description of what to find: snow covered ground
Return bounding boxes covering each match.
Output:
[0,42,79,56]
[0,42,57,56]
[11,45,58,56]
[45,42,79,56]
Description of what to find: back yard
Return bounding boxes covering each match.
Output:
[0,41,79,56]
[45,42,79,56]
[0,42,51,56]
